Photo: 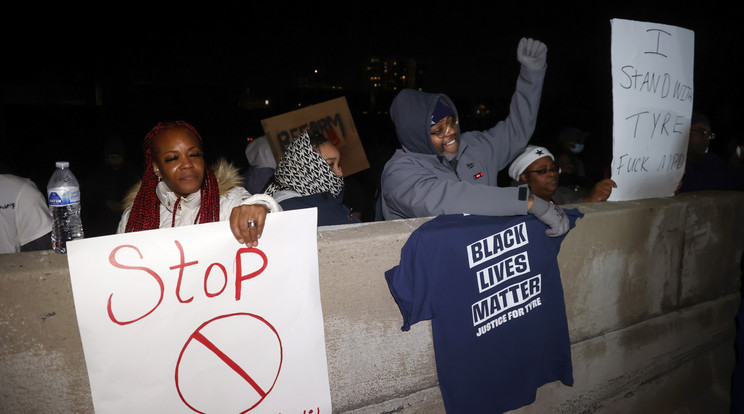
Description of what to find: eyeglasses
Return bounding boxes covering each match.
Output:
[431,117,458,139]
[524,166,560,175]
[691,128,716,140]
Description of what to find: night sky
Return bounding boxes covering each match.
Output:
[2,2,742,203]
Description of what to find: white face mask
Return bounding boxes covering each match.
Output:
[570,143,584,154]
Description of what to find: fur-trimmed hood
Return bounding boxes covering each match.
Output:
[122,158,245,209]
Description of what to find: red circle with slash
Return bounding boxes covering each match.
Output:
[175,313,283,413]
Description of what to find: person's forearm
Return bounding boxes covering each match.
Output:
[20,232,52,252]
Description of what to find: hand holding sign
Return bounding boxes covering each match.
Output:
[583,178,618,203]
[230,204,270,247]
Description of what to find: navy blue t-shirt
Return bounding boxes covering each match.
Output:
[385,210,582,413]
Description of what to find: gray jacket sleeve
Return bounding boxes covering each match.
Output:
[472,65,547,171]
[382,158,529,219]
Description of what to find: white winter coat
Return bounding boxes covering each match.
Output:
[117,159,280,233]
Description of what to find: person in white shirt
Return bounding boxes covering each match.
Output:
[0,174,53,253]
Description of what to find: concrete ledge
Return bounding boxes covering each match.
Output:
[0,250,91,414]
[1,191,742,413]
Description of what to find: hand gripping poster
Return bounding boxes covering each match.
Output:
[66,208,331,414]
[609,18,694,201]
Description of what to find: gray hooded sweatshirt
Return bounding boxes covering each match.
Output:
[380,65,546,220]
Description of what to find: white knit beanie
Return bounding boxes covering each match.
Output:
[508,145,554,182]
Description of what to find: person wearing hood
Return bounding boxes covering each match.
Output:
[265,128,360,226]
[117,121,281,247]
[243,135,276,194]
[380,37,569,237]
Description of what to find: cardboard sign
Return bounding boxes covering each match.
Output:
[66,208,332,413]
[261,97,370,176]
[608,19,695,201]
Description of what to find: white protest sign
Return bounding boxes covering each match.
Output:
[66,208,332,414]
[609,18,694,201]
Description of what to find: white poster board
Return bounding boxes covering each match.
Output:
[66,208,332,414]
[609,18,695,201]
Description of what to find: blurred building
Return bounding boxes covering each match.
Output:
[360,57,423,114]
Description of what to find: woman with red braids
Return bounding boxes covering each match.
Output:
[116,121,280,247]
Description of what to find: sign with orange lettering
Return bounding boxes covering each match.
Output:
[261,97,370,176]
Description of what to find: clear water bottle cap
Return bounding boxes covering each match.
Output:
[55,161,70,168]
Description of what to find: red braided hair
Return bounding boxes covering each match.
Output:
[125,121,221,232]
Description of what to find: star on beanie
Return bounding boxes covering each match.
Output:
[431,100,455,125]
[508,145,554,181]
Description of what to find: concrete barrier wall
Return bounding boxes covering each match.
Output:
[1,191,742,413]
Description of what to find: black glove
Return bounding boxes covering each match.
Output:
[528,196,569,237]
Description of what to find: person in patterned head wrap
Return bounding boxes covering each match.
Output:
[265,128,360,226]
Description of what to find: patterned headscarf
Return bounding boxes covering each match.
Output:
[265,130,344,197]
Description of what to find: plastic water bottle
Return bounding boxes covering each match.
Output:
[47,161,84,254]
